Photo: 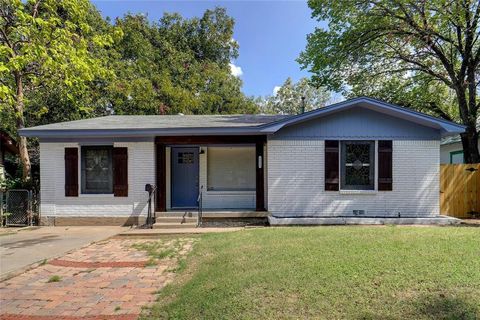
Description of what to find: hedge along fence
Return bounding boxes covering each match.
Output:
[440,164,480,218]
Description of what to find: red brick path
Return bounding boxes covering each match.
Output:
[0,238,195,319]
[48,259,148,268]
[0,314,137,320]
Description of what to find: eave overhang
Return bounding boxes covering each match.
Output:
[19,97,466,139]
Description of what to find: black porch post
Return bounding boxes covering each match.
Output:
[255,140,265,211]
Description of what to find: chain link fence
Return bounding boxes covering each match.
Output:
[0,189,39,227]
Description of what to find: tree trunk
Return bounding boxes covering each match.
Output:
[455,82,480,164]
[14,72,31,182]
[461,125,480,164]
[463,57,479,164]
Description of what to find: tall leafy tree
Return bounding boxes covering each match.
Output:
[263,77,330,114]
[0,0,118,181]
[109,9,257,115]
[0,3,258,183]
[299,0,480,163]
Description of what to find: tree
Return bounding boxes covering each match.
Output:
[0,0,118,181]
[108,9,258,116]
[263,77,330,114]
[1,4,258,182]
[299,0,480,163]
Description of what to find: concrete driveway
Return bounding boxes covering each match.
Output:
[0,226,125,280]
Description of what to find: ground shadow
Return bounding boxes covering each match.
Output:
[1,234,59,249]
[358,294,479,320]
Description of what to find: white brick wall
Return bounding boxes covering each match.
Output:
[39,142,155,218]
[267,139,440,217]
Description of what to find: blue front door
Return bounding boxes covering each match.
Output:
[171,147,199,208]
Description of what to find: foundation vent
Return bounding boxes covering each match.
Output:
[353,210,365,216]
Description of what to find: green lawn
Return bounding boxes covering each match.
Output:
[143,226,480,319]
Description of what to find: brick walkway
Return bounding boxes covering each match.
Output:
[0,238,196,319]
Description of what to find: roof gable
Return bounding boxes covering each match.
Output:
[270,106,441,140]
[260,97,465,137]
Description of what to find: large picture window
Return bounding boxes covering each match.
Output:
[207,147,255,191]
[340,141,375,190]
[81,146,113,194]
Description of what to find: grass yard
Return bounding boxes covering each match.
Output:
[143,226,480,319]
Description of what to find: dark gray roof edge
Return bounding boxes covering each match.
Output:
[19,126,267,138]
[259,97,466,134]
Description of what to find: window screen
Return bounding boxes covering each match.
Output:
[340,141,375,190]
[207,147,255,191]
[81,146,113,194]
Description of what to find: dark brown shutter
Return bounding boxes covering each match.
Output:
[325,140,339,191]
[378,140,393,191]
[113,147,128,197]
[65,148,78,197]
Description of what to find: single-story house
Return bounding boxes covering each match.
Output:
[19,97,465,226]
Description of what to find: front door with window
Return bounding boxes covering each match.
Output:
[171,147,199,208]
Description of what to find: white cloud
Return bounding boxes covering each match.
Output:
[229,63,243,77]
[273,86,281,96]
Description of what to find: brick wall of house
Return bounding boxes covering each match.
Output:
[267,139,440,217]
[39,142,155,224]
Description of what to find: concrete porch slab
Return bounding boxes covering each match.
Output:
[156,210,270,218]
[268,215,461,226]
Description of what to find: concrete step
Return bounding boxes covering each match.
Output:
[153,222,197,229]
[156,211,269,218]
[155,217,197,223]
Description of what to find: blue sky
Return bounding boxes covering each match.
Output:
[92,1,327,97]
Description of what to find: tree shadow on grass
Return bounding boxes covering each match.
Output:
[416,295,479,320]
[358,294,479,320]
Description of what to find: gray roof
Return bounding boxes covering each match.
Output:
[24,114,287,130]
[20,114,289,138]
[19,97,466,138]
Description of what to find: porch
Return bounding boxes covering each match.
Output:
[153,210,270,228]
[155,135,267,217]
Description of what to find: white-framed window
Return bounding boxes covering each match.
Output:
[340,141,375,190]
[207,146,255,191]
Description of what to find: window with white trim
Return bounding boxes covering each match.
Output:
[340,141,375,190]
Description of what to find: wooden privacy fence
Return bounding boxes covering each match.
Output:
[440,164,480,218]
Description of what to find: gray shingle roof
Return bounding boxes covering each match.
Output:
[22,114,288,131]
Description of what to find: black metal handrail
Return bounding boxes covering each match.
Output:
[181,211,189,224]
[197,185,203,227]
[145,184,157,228]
